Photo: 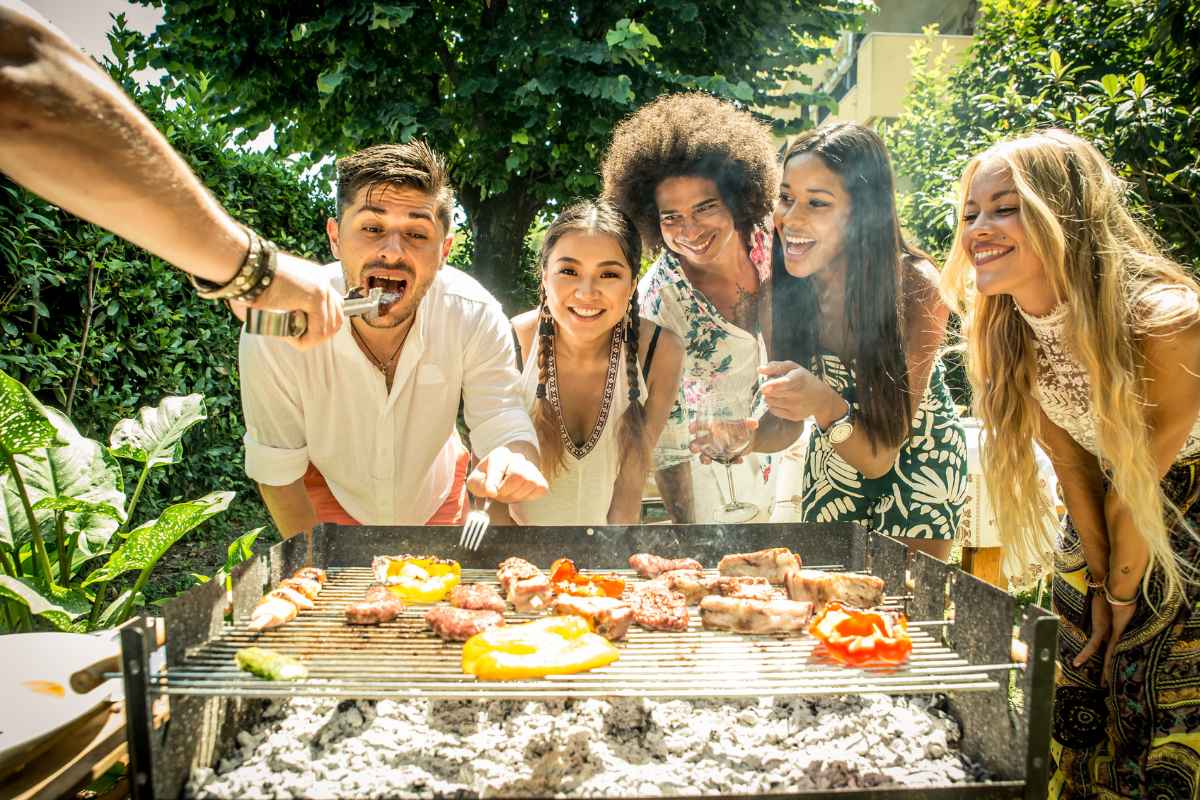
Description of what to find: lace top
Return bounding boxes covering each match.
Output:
[1018,303,1200,461]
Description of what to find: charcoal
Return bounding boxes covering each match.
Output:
[186,692,986,798]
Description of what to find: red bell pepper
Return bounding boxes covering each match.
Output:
[549,558,625,599]
[809,601,912,667]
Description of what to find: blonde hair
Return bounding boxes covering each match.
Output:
[941,129,1200,597]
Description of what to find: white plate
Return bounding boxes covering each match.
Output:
[0,632,118,775]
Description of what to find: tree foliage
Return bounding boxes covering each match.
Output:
[135,0,869,308]
[886,0,1200,270]
[0,18,334,567]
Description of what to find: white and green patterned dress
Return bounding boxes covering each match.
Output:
[796,354,968,540]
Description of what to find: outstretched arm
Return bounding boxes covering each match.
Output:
[0,1,342,347]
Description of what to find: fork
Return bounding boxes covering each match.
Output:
[459,495,492,551]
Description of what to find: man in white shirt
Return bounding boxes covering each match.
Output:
[239,141,547,534]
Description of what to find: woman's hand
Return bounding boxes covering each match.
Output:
[1073,591,1111,671]
[758,361,843,423]
[1103,597,1137,687]
[1071,588,1138,687]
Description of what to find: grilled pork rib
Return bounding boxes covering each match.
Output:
[345,583,405,625]
[784,570,885,611]
[717,547,802,584]
[425,606,504,641]
[449,583,506,614]
[628,553,704,579]
[699,595,814,634]
[629,585,689,631]
[497,557,554,612]
[651,570,717,604]
[551,594,634,640]
[716,576,785,601]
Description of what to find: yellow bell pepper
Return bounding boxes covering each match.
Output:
[462,615,620,680]
[374,555,461,603]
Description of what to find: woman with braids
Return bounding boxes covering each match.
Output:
[750,123,967,559]
[942,129,1200,798]
[508,200,683,525]
[602,92,778,523]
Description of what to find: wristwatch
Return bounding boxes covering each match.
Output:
[818,398,855,445]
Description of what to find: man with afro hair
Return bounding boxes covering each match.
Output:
[601,93,779,523]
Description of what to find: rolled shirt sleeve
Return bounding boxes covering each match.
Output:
[239,331,311,486]
[461,298,538,457]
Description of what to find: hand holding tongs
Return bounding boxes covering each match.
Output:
[243,287,389,338]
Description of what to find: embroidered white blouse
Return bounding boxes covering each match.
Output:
[1019,303,1200,461]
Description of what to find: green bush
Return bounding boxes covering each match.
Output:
[0,22,334,595]
[884,0,1200,406]
[886,0,1199,267]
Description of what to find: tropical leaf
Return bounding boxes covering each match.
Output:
[108,394,206,470]
[0,575,90,632]
[0,368,62,457]
[0,408,126,553]
[83,491,234,586]
[224,527,263,574]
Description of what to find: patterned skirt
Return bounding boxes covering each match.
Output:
[1050,459,1200,799]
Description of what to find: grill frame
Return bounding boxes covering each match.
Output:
[122,522,1056,799]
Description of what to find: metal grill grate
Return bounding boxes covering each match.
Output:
[150,567,1010,701]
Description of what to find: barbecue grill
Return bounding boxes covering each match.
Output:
[119,522,1057,799]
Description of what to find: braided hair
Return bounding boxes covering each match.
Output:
[530,284,564,478]
[619,286,650,476]
[532,200,646,481]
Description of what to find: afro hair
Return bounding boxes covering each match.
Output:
[600,92,779,253]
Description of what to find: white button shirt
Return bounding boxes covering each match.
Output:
[240,264,537,524]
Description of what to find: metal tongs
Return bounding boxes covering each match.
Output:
[243,287,389,338]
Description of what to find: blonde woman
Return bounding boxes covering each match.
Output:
[943,129,1200,798]
[508,200,683,524]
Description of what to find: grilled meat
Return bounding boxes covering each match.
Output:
[551,594,634,641]
[717,547,802,584]
[699,595,814,634]
[293,567,327,585]
[345,583,405,626]
[425,606,505,642]
[629,585,689,632]
[784,570,885,611]
[716,576,785,601]
[248,594,297,631]
[279,577,322,600]
[497,557,554,612]
[450,583,506,613]
[652,570,718,604]
[628,553,704,579]
[268,586,314,611]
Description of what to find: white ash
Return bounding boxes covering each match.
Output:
[188,694,984,798]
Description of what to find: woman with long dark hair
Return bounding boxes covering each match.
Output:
[508,200,683,524]
[755,123,967,558]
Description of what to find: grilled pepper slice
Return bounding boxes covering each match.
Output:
[235,647,308,680]
[461,615,620,680]
[373,554,461,603]
[549,558,626,599]
[808,602,912,667]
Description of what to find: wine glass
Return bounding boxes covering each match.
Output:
[691,384,760,523]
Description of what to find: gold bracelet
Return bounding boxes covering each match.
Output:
[1103,576,1139,606]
